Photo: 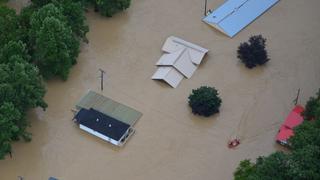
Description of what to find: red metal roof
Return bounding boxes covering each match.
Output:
[276,125,294,141]
[283,105,304,129]
[276,105,304,144]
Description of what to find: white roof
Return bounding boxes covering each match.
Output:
[156,48,185,66]
[156,48,197,79]
[203,0,279,37]
[162,36,209,65]
[151,67,184,88]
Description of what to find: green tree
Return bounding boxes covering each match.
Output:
[188,86,222,117]
[289,121,320,150]
[250,152,289,180]
[237,35,269,69]
[0,60,47,112]
[29,4,80,79]
[287,145,320,180]
[54,0,89,41]
[95,0,131,17]
[303,89,320,120]
[0,41,31,64]
[29,3,67,47]
[0,6,22,49]
[33,17,79,79]
[234,160,256,180]
[0,102,21,159]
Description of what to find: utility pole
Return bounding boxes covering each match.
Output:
[98,69,106,91]
[204,0,208,16]
[293,88,301,105]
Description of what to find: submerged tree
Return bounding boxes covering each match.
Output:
[0,6,23,49]
[303,89,320,120]
[30,4,80,80]
[54,0,89,41]
[237,35,269,69]
[95,0,131,17]
[33,17,79,80]
[188,86,222,117]
[0,102,21,159]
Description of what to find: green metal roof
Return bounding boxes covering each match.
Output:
[76,91,142,126]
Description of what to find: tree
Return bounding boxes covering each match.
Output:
[237,35,269,69]
[289,121,320,150]
[30,4,80,80]
[250,152,289,180]
[0,40,31,64]
[303,89,320,120]
[29,3,67,47]
[54,0,89,41]
[0,102,21,159]
[0,6,23,49]
[287,145,320,180]
[234,160,256,180]
[31,0,52,7]
[188,86,222,117]
[0,54,47,158]
[95,0,131,17]
[33,17,79,80]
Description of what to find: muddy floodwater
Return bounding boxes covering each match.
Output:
[1,0,320,179]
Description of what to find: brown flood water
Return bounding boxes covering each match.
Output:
[1,0,320,179]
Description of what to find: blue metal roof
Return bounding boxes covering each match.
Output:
[203,0,279,37]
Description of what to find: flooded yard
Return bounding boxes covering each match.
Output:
[1,0,320,179]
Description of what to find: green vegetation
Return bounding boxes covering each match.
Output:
[30,4,80,79]
[237,35,269,69]
[31,0,131,17]
[0,40,47,159]
[95,0,131,17]
[0,0,131,159]
[0,6,23,49]
[234,89,320,179]
[188,86,222,117]
[0,0,90,158]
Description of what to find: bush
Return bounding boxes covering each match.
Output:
[188,86,222,117]
[237,35,269,69]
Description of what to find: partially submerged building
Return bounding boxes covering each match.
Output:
[203,0,279,37]
[152,36,208,88]
[73,91,142,146]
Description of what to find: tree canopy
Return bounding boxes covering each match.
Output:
[237,35,269,69]
[95,0,131,17]
[0,6,23,49]
[0,40,47,159]
[30,3,80,80]
[188,86,222,117]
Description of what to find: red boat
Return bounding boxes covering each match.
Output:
[275,105,304,146]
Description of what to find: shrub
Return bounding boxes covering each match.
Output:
[237,35,269,69]
[188,86,222,117]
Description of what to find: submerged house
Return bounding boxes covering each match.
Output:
[73,91,142,146]
[152,36,208,88]
[203,0,279,37]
